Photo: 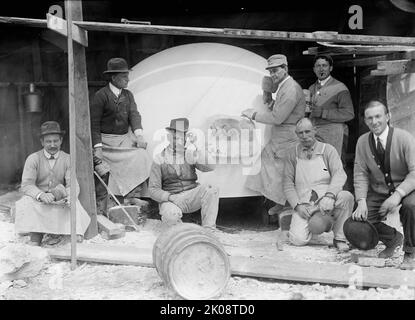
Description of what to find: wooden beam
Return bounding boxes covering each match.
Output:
[304,45,415,56]
[64,2,97,240]
[336,55,388,67]
[49,243,415,289]
[0,81,106,87]
[2,15,415,46]
[46,13,88,47]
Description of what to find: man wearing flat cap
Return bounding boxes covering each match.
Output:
[14,121,91,246]
[148,118,219,230]
[242,54,305,217]
[90,57,152,216]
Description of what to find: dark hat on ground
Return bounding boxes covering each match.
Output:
[39,121,65,137]
[266,54,288,70]
[343,217,379,250]
[165,118,189,133]
[103,57,131,74]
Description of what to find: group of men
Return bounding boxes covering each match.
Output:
[14,53,415,270]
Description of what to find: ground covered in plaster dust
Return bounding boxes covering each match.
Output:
[0,190,414,300]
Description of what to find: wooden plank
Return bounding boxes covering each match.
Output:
[304,45,415,56]
[49,243,415,289]
[372,59,415,75]
[96,214,124,237]
[2,15,415,46]
[66,2,97,239]
[336,55,388,67]
[46,13,88,47]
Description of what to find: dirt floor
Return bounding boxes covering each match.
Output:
[1,190,415,300]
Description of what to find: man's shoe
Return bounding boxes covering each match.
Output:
[400,252,415,270]
[378,232,403,258]
[333,239,350,252]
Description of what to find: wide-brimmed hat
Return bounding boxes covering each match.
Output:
[103,57,131,74]
[265,54,288,70]
[39,121,65,137]
[343,217,379,250]
[165,118,189,133]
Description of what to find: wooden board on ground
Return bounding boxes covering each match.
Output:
[96,215,125,240]
[48,243,415,289]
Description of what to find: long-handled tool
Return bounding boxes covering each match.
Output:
[93,170,140,232]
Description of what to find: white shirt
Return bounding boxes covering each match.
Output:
[318,75,331,87]
[375,125,389,149]
[109,82,122,97]
[44,149,59,168]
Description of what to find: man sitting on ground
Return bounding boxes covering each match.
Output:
[148,118,219,230]
[14,121,91,246]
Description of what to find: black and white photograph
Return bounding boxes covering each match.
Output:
[0,0,415,305]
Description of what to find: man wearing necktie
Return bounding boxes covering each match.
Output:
[283,118,353,251]
[14,121,91,246]
[308,55,355,163]
[352,100,415,269]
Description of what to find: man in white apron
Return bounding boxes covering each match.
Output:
[283,118,354,251]
[14,121,91,246]
[242,54,305,216]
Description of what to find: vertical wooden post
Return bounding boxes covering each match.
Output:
[64,0,98,243]
[65,0,77,270]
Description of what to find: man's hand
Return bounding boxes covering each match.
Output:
[352,199,368,221]
[241,108,256,120]
[94,147,103,160]
[318,196,335,215]
[295,204,311,220]
[39,192,56,204]
[379,192,401,219]
[135,134,147,149]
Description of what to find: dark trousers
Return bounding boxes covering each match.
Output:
[94,172,109,215]
[367,190,415,253]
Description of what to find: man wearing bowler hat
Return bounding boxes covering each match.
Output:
[90,57,151,216]
[352,100,415,269]
[14,121,91,246]
[283,118,353,251]
[148,118,219,230]
[241,54,305,217]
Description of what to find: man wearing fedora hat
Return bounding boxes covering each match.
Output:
[283,118,353,251]
[89,57,151,216]
[148,118,219,229]
[241,54,305,217]
[14,121,91,246]
[352,100,415,269]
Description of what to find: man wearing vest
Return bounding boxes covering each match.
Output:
[309,54,355,161]
[352,100,415,269]
[14,121,91,246]
[148,118,219,230]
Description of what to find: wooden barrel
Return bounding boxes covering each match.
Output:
[152,223,230,300]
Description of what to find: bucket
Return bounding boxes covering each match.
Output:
[23,83,42,113]
[152,223,230,300]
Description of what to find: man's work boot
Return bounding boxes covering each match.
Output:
[378,232,403,258]
[400,252,415,270]
[333,239,350,253]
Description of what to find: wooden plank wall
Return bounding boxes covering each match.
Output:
[387,73,415,135]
